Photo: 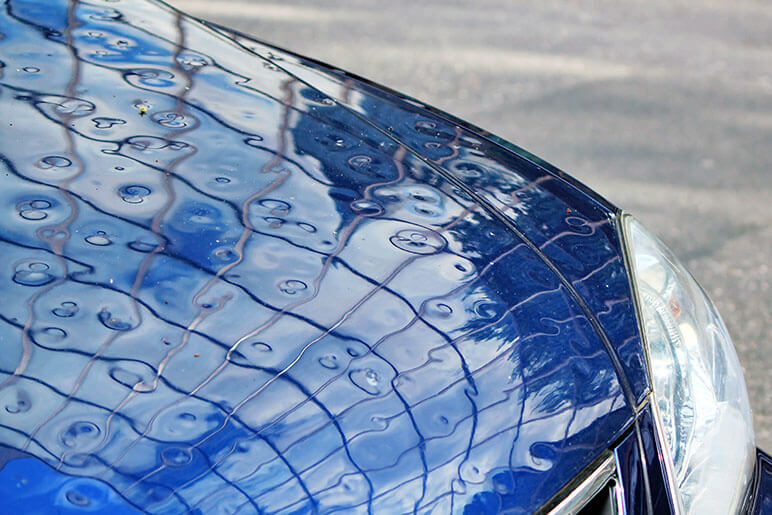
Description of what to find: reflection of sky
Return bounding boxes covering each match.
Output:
[0,0,640,512]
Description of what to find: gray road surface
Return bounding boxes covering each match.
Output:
[166,0,771,451]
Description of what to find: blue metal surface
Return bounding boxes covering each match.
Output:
[613,429,647,515]
[635,405,674,514]
[0,445,142,514]
[751,449,772,515]
[217,26,651,406]
[612,407,676,515]
[0,0,642,512]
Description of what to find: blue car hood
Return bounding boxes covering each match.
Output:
[0,1,648,513]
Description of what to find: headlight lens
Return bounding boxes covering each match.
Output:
[623,215,755,514]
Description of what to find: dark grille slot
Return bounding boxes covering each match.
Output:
[578,480,616,515]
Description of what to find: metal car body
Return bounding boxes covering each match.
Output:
[0,0,769,513]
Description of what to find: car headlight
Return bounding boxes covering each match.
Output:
[622,215,755,514]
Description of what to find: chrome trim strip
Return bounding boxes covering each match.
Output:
[616,211,654,401]
[649,396,685,514]
[547,454,616,514]
[613,479,626,515]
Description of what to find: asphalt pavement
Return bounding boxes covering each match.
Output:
[166,0,771,451]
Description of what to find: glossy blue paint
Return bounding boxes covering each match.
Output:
[0,446,141,514]
[0,0,644,512]
[612,407,675,515]
[751,449,772,515]
[635,405,674,514]
[613,428,648,515]
[217,27,651,406]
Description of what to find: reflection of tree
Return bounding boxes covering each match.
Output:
[268,37,648,405]
[288,76,627,512]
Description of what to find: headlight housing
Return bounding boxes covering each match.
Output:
[622,215,755,514]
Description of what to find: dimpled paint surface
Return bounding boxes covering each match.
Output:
[0,0,638,512]
[222,28,651,406]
